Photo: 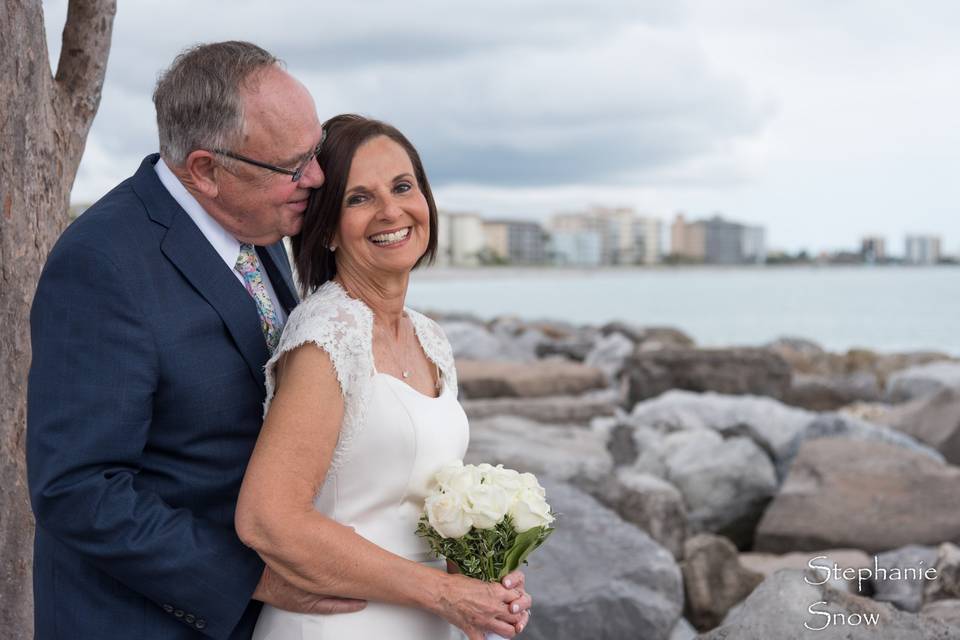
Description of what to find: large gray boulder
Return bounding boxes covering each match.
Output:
[601,322,694,349]
[881,388,960,465]
[585,331,635,381]
[628,390,813,469]
[628,427,777,548]
[460,389,619,424]
[583,470,688,560]
[681,534,764,631]
[922,600,960,629]
[767,339,948,380]
[926,543,960,603]
[887,361,960,403]
[625,348,792,406]
[783,371,882,411]
[489,316,547,361]
[756,437,960,554]
[456,359,607,399]
[522,481,684,640]
[668,617,698,640]
[465,415,612,483]
[441,320,527,361]
[699,569,960,639]
[871,545,940,612]
[739,548,872,593]
[776,412,944,480]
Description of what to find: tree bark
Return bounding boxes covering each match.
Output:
[0,1,115,636]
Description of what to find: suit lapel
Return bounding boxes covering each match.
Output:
[161,214,270,392]
[132,155,269,392]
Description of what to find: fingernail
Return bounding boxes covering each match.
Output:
[511,604,519,613]
[504,579,513,588]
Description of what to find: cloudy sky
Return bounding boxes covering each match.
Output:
[44,0,960,254]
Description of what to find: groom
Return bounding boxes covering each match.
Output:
[26,42,356,639]
[27,40,529,640]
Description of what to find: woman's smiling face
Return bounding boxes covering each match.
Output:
[332,135,431,277]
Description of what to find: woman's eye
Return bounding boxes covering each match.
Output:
[345,194,366,206]
[395,182,413,194]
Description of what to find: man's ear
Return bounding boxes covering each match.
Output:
[183,150,220,198]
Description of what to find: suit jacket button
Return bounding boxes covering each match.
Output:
[185,614,195,624]
[174,609,184,618]
[196,619,207,630]
[163,604,174,614]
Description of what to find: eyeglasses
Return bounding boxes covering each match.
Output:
[214,131,326,182]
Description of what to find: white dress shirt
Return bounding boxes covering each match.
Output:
[154,158,288,324]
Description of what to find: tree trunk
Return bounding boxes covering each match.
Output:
[0,1,115,636]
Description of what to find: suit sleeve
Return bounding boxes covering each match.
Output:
[27,238,264,639]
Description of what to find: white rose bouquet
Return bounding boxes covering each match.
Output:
[416,461,555,583]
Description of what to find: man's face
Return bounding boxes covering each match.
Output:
[211,66,325,245]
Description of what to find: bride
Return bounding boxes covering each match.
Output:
[235,114,532,639]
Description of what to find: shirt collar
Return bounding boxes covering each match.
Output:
[154,158,243,271]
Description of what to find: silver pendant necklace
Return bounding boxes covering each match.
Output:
[379,313,411,379]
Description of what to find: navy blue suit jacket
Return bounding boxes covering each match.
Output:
[27,155,299,639]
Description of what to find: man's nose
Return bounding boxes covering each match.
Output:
[297,155,324,188]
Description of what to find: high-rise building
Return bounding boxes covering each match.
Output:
[904,234,942,265]
[437,211,485,266]
[481,219,547,264]
[550,206,662,265]
[671,213,766,264]
[671,213,706,261]
[549,229,603,266]
[861,236,887,263]
[741,225,767,264]
[633,216,663,265]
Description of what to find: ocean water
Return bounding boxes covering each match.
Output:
[407,265,960,355]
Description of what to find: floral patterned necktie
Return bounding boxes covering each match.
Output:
[235,243,282,352]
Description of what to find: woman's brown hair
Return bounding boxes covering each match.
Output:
[292,114,439,296]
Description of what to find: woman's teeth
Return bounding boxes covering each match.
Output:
[369,227,411,245]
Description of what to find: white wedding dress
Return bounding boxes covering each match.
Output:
[252,280,467,639]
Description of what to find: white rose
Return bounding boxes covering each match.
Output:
[425,491,473,539]
[446,464,483,494]
[488,466,523,496]
[434,460,464,491]
[474,462,497,485]
[464,483,510,530]
[519,472,546,497]
[509,487,554,533]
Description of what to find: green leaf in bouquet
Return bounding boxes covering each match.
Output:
[498,525,554,579]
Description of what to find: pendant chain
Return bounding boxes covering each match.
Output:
[377,313,412,379]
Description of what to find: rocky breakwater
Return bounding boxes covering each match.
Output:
[427,311,960,639]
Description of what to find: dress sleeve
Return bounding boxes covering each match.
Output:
[263,283,375,474]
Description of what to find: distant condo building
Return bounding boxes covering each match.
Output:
[861,236,887,263]
[437,211,485,267]
[481,219,548,265]
[671,214,705,261]
[550,229,604,266]
[549,206,661,266]
[671,213,766,264]
[904,234,942,265]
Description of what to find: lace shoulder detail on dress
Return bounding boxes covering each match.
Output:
[263,280,374,474]
[407,309,458,397]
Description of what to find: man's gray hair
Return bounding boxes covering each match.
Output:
[153,41,281,166]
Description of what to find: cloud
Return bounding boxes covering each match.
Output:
[47,0,959,255]
[46,0,773,202]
